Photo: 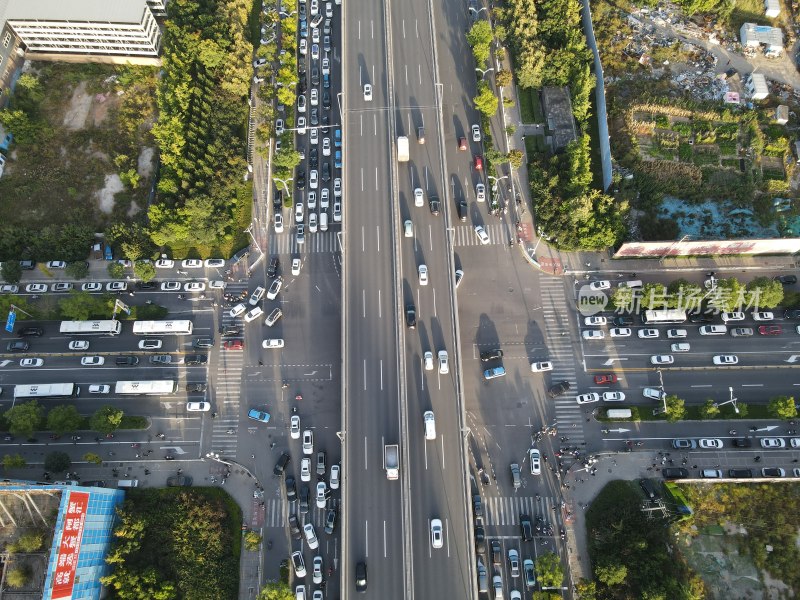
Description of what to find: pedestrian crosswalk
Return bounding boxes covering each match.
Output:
[260,498,336,528]
[451,222,510,247]
[269,230,342,254]
[482,495,557,527]
[538,275,584,443]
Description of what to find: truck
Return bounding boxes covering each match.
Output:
[384,444,399,480]
[397,136,409,162]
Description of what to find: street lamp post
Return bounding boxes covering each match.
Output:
[273,177,293,198]
[468,6,489,15]
[487,175,508,192]
[279,9,297,17]
[475,66,495,79]
[712,387,740,414]
[658,234,691,264]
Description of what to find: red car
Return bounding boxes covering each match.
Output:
[473,155,483,170]
[223,340,244,350]
[458,137,467,151]
[758,325,782,336]
[594,374,618,385]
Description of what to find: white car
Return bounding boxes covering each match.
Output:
[610,328,631,337]
[301,458,312,482]
[363,83,372,101]
[310,89,318,106]
[161,281,181,291]
[330,464,340,489]
[311,43,320,60]
[292,258,301,275]
[310,0,319,15]
[582,330,605,340]
[576,393,600,404]
[322,57,330,75]
[81,356,104,366]
[230,303,247,317]
[313,555,324,584]
[761,438,786,448]
[297,94,307,113]
[471,124,481,142]
[186,401,211,412]
[88,385,110,394]
[309,170,318,189]
[68,340,89,350]
[418,264,428,285]
[210,280,226,290]
[404,220,413,237]
[637,329,659,339]
[267,277,283,300]
[423,351,434,371]
[316,481,327,508]
[291,551,306,578]
[0,284,18,293]
[310,128,319,145]
[753,311,774,321]
[46,260,66,269]
[181,259,203,268]
[650,355,674,365]
[333,201,342,222]
[290,415,301,439]
[414,187,424,207]
[699,438,723,449]
[666,329,687,339]
[643,387,664,400]
[52,282,73,292]
[333,178,342,197]
[720,311,745,322]
[528,448,541,475]
[303,523,319,550]
[275,118,285,135]
[155,259,174,268]
[249,286,266,305]
[325,1,333,17]
[274,213,284,233]
[437,350,449,374]
[262,338,285,349]
[589,281,610,290]
[295,202,305,224]
[474,226,490,245]
[476,183,486,202]
[138,339,162,350]
[671,343,690,352]
[184,282,205,292]
[530,361,553,372]
[299,38,308,55]
[297,117,307,135]
[322,136,332,157]
[25,284,48,293]
[713,355,738,365]
[244,307,264,323]
[602,391,625,401]
[303,430,314,455]
[19,358,44,367]
[82,282,102,292]
[584,316,606,326]
[308,212,318,233]
[106,281,128,292]
[430,518,443,549]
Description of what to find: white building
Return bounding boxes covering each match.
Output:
[747,73,769,100]
[740,22,784,56]
[764,0,781,18]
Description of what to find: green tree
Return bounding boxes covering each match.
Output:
[699,399,720,420]
[84,452,103,465]
[664,395,686,422]
[273,148,302,171]
[746,277,784,309]
[134,261,156,283]
[536,552,563,588]
[507,149,524,169]
[46,405,83,435]
[595,561,627,586]
[667,279,703,310]
[474,82,499,117]
[13,532,44,553]
[1,260,22,284]
[44,451,71,473]
[707,277,744,312]
[257,581,294,600]
[2,454,26,470]
[59,291,108,321]
[65,261,90,280]
[639,283,669,309]
[244,531,262,551]
[767,395,797,419]
[90,406,124,434]
[466,21,493,66]
[107,262,125,278]
[495,69,513,88]
[5,564,31,588]
[5,401,44,438]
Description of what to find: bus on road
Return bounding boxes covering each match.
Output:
[641,309,686,324]
[114,380,177,395]
[14,383,77,399]
[60,320,122,336]
[132,320,193,336]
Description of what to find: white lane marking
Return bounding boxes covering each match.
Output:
[741,384,764,387]
[418,64,422,86]
[690,385,713,388]
[371,20,374,39]
[362,289,366,318]
[433,287,437,319]
[365,519,369,556]
[405,64,408,86]
[402,19,406,38]
[374,113,377,136]
[440,434,445,470]
[425,166,429,189]
[376,225,380,253]
[359,64,363,86]
[364,437,368,472]
[380,359,383,390]
[360,168,364,191]
[358,21,361,40]
[375,167,379,190]
[383,521,387,557]
[428,224,433,252]
[378,288,381,319]
[363,359,367,390]
[408,113,412,136]
[415,19,419,37]
[360,113,363,136]
[361,225,365,252]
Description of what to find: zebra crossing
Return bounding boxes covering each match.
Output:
[259,498,335,528]
[452,222,510,247]
[269,230,342,254]
[482,495,558,527]
[538,275,585,440]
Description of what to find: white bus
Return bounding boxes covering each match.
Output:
[60,320,122,336]
[132,320,193,336]
[14,383,76,399]
[114,380,178,395]
[641,309,687,324]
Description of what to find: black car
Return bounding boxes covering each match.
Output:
[185,354,208,365]
[185,383,207,393]
[639,478,658,500]
[473,494,483,517]
[324,507,337,534]
[18,327,43,337]
[457,200,467,222]
[166,475,193,487]
[6,341,29,352]
[321,114,330,134]
[221,325,241,337]
[288,513,302,539]
[115,356,139,366]
[733,438,752,448]
[310,108,319,127]
[273,189,283,211]
[284,475,297,501]
[612,315,634,327]
[762,467,785,478]
[19,260,35,270]
[775,275,798,285]
[309,147,318,169]
[688,311,714,323]
[490,539,501,566]
[785,309,800,319]
[322,91,331,110]
[299,485,310,513]
[273,452,290,476]
[429,197,440,215]
[193,337,214,349]
[548,381,571,398]
[405,304,416,328]
[136,281,156,290]
[267,256,279,278]
[355,561,368,593]
[311,67,320,86]
[316,450,327,476]
[321,162,331,182]
[661,468,689,479]
[296,171,306,190]
[474,518,486,554]
[81,480,107,488]
[728,469,753,478]
[298,76,307,94]
[480,349,503,362]
[519,514,533,541]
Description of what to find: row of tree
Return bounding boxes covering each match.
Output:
[0,290,167,323]
[2,401,133,438]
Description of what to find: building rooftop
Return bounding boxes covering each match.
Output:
[541,86,578,152]
[0,0,146,24]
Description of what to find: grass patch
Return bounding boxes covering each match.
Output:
[691,148,720,166]
[729,0,772,37]
[721,158,740,168]
[678,142,693,161]
[524,134,547,159]
[518,87,544,124]
[718,141,738,155]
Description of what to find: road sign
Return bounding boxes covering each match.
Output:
[4,310,16,333]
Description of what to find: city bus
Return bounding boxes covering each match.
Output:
[60,320,122,336]
[132,320,193,336]
[14,383,76,399]
[641,309,687,324]
[114,380,178,395]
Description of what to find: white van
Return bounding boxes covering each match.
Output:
[699,325,727,335]
[423,410,436,440]
[117,479,139,488]
[701,469,722,478]
[617,280,643,289]
[320,212,328,231]
[606,408,632,419]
